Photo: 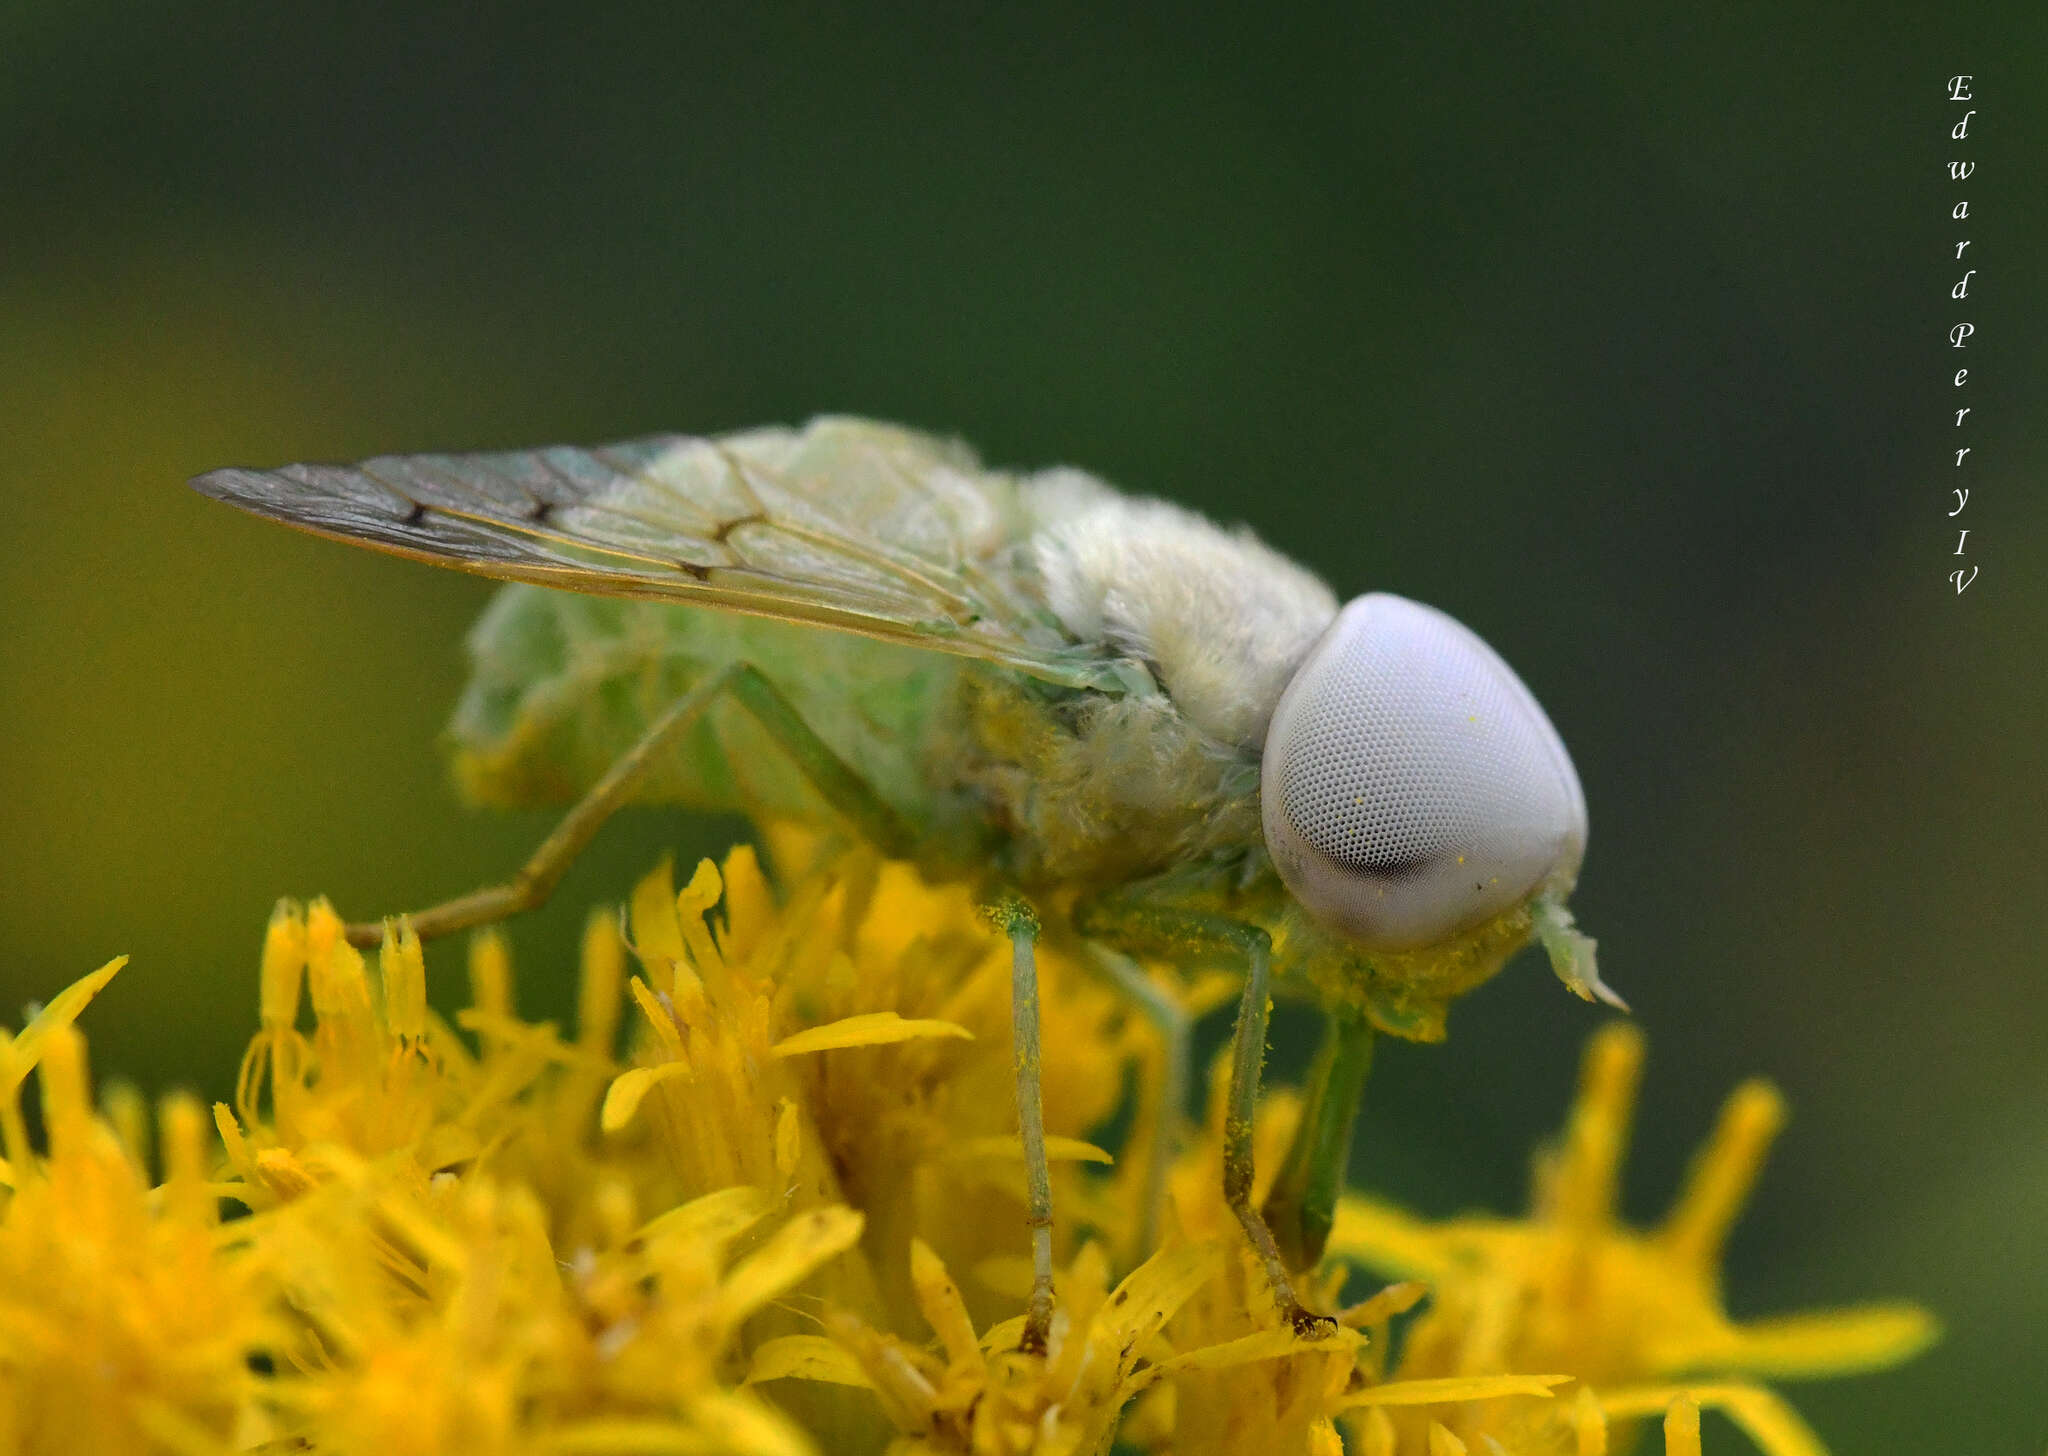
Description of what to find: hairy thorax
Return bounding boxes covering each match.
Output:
[951,669,1266,888]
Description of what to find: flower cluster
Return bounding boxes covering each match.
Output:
[0,836,1933,1454]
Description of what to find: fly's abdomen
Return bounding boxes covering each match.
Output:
[449,583,971,843]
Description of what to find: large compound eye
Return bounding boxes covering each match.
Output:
[1259,593,1586,950]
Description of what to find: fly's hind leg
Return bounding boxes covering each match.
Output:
[344,662,915,947]
[1082,942,1192,1264]
[991,895,1058,1354]
[1074,896,1335,1338]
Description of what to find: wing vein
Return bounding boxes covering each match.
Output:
[190,418,1128,690]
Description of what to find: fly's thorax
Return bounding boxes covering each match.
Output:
[952,668,1264,887]
[1028,489,1338,748]
[1258,593,1587,953]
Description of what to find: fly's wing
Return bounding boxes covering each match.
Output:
[192,416,1119,689]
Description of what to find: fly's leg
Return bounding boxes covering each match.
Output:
[1074,898,1335,1337]
[1082,942,1192,1263]
[1218,919,1338,1337]
[1259,1009,1374,1271]
[344,662,915,947]
[991,895,1057,1354]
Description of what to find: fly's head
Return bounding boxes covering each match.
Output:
[1259,593,1620,1025]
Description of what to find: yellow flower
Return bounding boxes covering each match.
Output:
[0,959,277,1455]
[1327,1023,1940,1455]
[1108,1057,1574,1456]
[598,834,1135,1342]
[0,840,1935,1455]
[211,877,871,1455]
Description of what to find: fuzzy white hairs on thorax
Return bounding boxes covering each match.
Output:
[1028,483,1338,748]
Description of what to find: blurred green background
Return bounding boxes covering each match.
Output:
[3,5,2042,1450]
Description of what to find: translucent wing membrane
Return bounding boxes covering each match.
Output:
[192,417,1103,685]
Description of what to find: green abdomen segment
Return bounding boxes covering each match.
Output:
[449,584,975,846]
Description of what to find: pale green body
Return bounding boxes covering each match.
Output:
[451,586,1265,893]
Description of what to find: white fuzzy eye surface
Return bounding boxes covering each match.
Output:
[1260,593,1586,950]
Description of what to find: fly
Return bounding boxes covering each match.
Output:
[193,415,1617,1348]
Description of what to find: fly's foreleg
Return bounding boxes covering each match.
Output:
[345,661,914,947]
[1073,897,1335,1337]
[1260,1009,1373,1271]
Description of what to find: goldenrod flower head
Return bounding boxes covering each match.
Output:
[0,960,277,1454]
[1327,1023,1941,1455]
[0,842,1933,1455]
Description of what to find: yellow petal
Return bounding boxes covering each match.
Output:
[675,859,731,992]
[602,1062,692,1131]
[1573,1385,1608,1456]
[678,856,724,920]
[467,926,515,1020]
[630,858,687,981]
[979,1312,1029,1351]
[1327,1196,1462,1283]
[577,908,628,1057]
[638,1184,773,1253]
[746,1335,877,1388]
[773,1097,802,1178]
[1659,1079,1786,1271]
[770,1012,972,1057]
[910,1239,982,1370]
[1152,1324,1351,1375]
[719,843,775,960]
[949,1134,1113,1165]
[693,1388,832,1456]
[1351,1407,1397,1456]
[34,1023,90,1140]
[971,1256,1035,1302]
[1428,1422,1467,1455]
[1549,1022,1642,1231]
[0,956,126,1095]
[158,1093,213,1226]
[1664,1395,1702,1456]
[1094,1242,1225,1352]
[1596,1383,1826,1456]
[1339,1374,1570,1409]
[717,1207,865,1325]
[1658,1303,1939,1379]
[1341,1280,1429,1328]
